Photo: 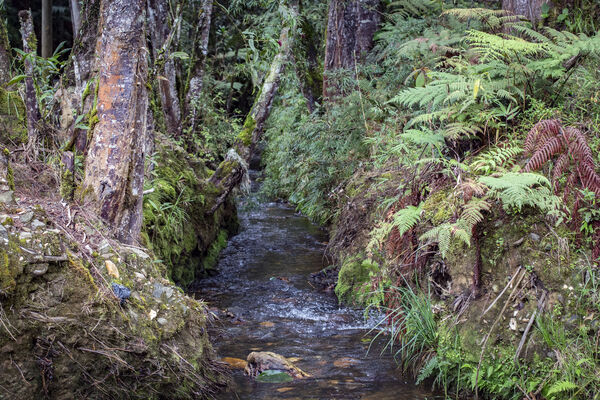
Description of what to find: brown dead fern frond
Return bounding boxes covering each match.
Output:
[524,119,600,263]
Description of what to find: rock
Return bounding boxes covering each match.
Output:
[98,240,111,254]
[222,357,247,370]
[29,263,49,276]
[123,245,150,259]
[105,260,119,279]
[511,237,524,247]
[245,351,310,379]
[0,224,8,242]
[509,317,517,331]
[0,190,14,204]
[149,309,157,320]
[111,283,131,305]
[19,211,34,223]
[31,219,46,230]
[259,321,275,327]
[333,357,359,368]
[134,272,146,280]
[530,233,541,241]
[19,232,32,240]
[152,283,174,301]
[156,317,168,326]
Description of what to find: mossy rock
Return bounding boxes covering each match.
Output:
[334,254,378,304]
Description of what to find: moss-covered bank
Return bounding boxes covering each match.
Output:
[0,204,225,399]
[142,135,238,287]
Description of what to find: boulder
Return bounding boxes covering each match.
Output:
[245,351,309,379]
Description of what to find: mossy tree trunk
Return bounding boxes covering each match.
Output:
[82,0,148,244]
[183,0,213,136]
[148,0,182,137]
[322,0,380,99]
[0,5,11,85]
[18,10,42,162]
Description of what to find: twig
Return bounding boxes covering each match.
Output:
[10,355,31,386]
[514,290,547,363]
[481,266,522,318]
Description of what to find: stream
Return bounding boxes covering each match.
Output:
[193,172,439,399]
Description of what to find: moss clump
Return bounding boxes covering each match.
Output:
[335,254,378,304]
[0,88,27,145]
[0,237,24,295]
[237,114,256,146]
[201,229,228,272]
[422,187,455,225]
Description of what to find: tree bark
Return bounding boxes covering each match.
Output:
[323,0,380,99]
[69,0,81,39]
[183,0,213,135]
[83,0,148,243]
[42,0,53,58]
[292,10,321,113]
[148,0,182,137]
[71,0,100,89]
[502,0,548,24]
[0,5,11,85]
[18,10,42,161]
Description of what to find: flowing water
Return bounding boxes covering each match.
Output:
[193,173,439,399]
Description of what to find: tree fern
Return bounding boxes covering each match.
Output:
[419,220,471,258]
[470,145,522,175]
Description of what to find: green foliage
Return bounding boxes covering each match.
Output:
[480,172,563,217]
[367,204,422,255]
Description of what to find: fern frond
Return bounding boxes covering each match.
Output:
[460,197,491,228]
[470,145,522,175]
[367,204,423,253]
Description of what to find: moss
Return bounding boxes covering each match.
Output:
[0,88,27,145]
[422,187,454,225]
[0,237,24,295]
[60,169,75,200]
[334,254,378,304]
[237,114,256,146]
[201,229,228,272]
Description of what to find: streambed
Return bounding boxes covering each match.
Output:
[193,175,439,399]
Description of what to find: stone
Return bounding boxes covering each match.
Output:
[245,351,310,379]
[122,245,150,259]
[19,211,34,223]
[530,233,541,241]
[221,357,247,369]
[111,283,131,305]
[0,191,14,204]
[29,263,49,276]
[134,272,145,280]
[19,232,32,240]
[149,309,157,320]
[156,317,168,326]
[31,219,46,230]
[105,260,119,279]
[0,224,8,241]
[152,283,174,301]
[98,240,111,254]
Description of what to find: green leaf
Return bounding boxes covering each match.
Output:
[415,72,425,88]
[255,370,293,383]
[170,51,190,60]
[546,380,577,396]
[7,74,27,86]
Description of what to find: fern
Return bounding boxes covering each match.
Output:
[470,145,523,175]
[419,220,471,258]
[416,355,438,385]
[367,204,423,254]
[546,380,578,396]
[479,172,562,215]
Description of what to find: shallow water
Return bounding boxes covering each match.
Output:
[193,177,440,399]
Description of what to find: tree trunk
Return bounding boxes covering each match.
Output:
[83,0,148,244]
[184,0,213,135]
[323,0,380,99]
[69,0,81,39]
[71,0,100,89]
[18,10,42,161]
[502,0,548,23]
[0,5,11,85]
[292,10,321,113]
[42,0,53,58]
[148,0,182,137]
